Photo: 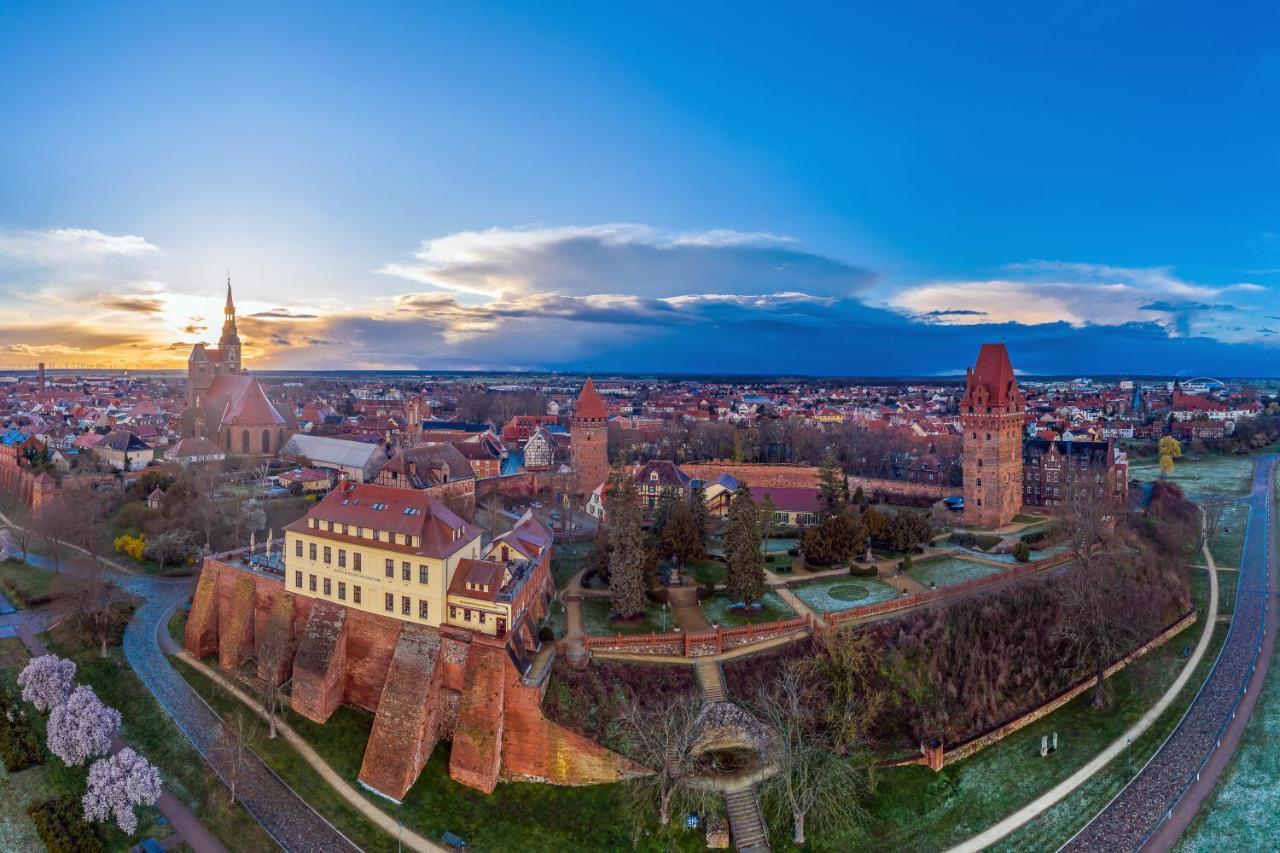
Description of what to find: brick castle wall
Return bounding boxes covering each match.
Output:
[184,555,642,797]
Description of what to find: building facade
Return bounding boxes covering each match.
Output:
[961,343,1026,529]
[570,378,610,494]
[1022,437,1129,509]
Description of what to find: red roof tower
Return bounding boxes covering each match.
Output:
[960,344,1025,529]
[571,378,610,495]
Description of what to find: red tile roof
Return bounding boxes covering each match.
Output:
[574,377,608,420]
[285,481,478,559]
[963,343,1021,407]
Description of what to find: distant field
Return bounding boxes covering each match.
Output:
[1128,454,1254,498]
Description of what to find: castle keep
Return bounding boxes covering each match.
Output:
[961,343,1025,528]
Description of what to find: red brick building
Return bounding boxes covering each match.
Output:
[961,344,1025,529]
[570,378,609,495]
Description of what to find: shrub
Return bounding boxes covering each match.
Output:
[537,625,555,643]
[27,796,105,853]
[0,683,43,772]
[849,562,878,578]
[764,554,775,564]
[787,547,799,557]
[1013,540,1031,563]
[112,533,146,562]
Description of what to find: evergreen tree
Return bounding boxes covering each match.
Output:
[724,484,766,606]
[651,489,679,541]
[852,485,868,509]
[816,449,846,521]
[605,468,649,618]
[689,482,712,547]
[662,498,703,570]
[759,492,777,556]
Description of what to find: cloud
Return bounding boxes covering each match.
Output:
[250,309,319,319]
[100,295,165,314]
[378,224,874,300]
[0,227,159,264]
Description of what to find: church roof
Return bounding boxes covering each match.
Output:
[574,377,608,419]
[964,343,1021,407]
[202,374,286,427]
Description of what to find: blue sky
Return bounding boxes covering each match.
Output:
[2,1,1280,374]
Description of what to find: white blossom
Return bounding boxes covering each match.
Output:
[47,685,120,766]
[82,748,162,836]
[17,654,76,713]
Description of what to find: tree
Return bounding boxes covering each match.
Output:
[886,511,931,553]
[144,529,199,571]
[1053,556,1147,707]
[257,619,292,740]
[47,685,120,766]
[1199,487,1232,555]
[759,493,777,555]
[724,484,766,606]
[621,694,708,828]
[660,498,703,572]
[794,629,887,752]
[53,561,127,658]
[211,705,252,804]
[816,449,846,521]
[481,494,507,539]
[17,654,76,712]
[755,667,872,844]
[231,496,266,547]
[650,489,679,540]
[1158,435,1182,477]
[82,748,162,835]
[852,485,868,509]
[1012,540,1031,563]
[689,480,712,541]
[7,520,32,563]
[605,469,649,618]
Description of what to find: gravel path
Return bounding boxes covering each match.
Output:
[1063,454,1276,851]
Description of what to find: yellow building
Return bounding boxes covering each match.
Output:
[284,482,483,627]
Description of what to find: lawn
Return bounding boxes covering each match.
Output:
[1200,502,1249,568]
[1128,454,1255,498]
[906,555,1004,589]
[579,597,669,635]
[172,657,705,852]
[0,558,55,607]
[701,590,794,627]
[684,558,726,585]
[792,575,900,613]
[550,541,592,589]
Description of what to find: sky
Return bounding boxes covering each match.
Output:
[3,1,1280,376]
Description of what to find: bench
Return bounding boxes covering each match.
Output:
[442,831,467,850]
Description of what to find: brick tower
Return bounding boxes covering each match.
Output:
[961,343,1025,529]
[571,378,610,495]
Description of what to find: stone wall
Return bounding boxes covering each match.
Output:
[680,461,950,503]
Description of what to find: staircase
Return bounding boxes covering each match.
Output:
[725,787,770,852]
[695,658,727,703]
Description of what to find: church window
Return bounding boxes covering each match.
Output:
[262,430,270,453]
[242,431,250,453]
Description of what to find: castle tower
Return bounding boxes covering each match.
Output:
[220,277,242,374]
[571,378,610,495]
[961,343,1025,529]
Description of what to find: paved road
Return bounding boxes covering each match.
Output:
[1,527,362,853]
[1064,454,1276,851]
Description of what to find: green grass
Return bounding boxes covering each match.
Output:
[550,541,592,589]
[172,657,704,852]
[905,556,1003,589]
[0,558,55,607]
[168,607,188,647]
[701,590,795,627]
[579,597,668,635]
[1204,502,1249,568]
[1011,513,1043,524]
[1128,454,1255,498]
[684,558,726,585]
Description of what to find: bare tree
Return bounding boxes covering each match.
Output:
[256,625,292,740]
[8,520,32,563]
[52,561,127,658]
[620,694,707,828]
[1198,487,1232,557]
[754,667,872,845]
[480,494,507,539]
[210,703,253,804]
[793,629,887,753]
[32,501,69,572]
[1053,555,1149,708]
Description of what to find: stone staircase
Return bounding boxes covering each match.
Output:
[694,659,770,851]
[725,787,770,852]
[696,658,727,703]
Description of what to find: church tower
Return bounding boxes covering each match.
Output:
[571,378,610,495]
[219,278,242,374]
[961,344,1025,529]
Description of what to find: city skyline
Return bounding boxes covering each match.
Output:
[5,2,1280,374]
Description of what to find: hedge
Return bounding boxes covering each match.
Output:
[0,683,42,772]
[27,796,105,853]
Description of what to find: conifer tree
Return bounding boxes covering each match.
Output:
[725,484,766,606]
[817,449,846,521]
[689,481,712,545]
[662,498,703,571]
[605,468,649,618]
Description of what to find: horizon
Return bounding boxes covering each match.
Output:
[6,2,1280,374]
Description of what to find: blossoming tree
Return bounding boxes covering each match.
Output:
[83,747,163,835]
[47,685,121,766]
[17,654,77,712]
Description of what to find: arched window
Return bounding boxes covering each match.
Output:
[224,430,231,450]
[242,430,250,453]
[262,429,271,454]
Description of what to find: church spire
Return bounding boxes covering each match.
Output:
[225,272,235,315]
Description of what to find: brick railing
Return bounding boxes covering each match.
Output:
[584,614,813,657]
[825,550,1075,626]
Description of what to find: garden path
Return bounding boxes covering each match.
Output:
[670,585,711,632]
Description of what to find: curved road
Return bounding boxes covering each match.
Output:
[1063,454,1276,851]
[1,527,362,853]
